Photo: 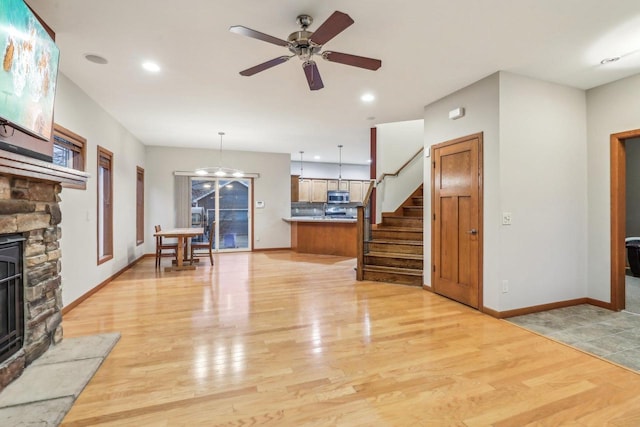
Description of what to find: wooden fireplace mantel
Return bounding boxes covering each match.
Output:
[0,150,89,186]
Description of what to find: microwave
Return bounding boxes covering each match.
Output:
[327,190,350,204]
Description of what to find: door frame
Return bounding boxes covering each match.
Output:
[610,129,640,311]
[430,132,484,311]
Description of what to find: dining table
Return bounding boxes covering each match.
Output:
[153,227,204,272]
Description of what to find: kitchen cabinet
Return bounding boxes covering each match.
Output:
[286,218,357,257]
[293,177,371,203]
[311,179,328,202]
[298,179,311,202]
[291,175,300,202]
[349,180,364,203]
[328,179,349,191]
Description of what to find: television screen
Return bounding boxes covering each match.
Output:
[1,0,59,141]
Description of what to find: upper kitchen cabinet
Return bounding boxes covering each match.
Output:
[349,180,364,203]
[298,179,311,202]
[311,180,329,202]
[291,175,300,202]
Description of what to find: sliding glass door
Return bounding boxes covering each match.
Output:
[191,177,251,251]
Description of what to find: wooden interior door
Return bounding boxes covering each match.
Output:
[432,134,482,308]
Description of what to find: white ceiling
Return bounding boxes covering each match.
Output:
[26,0,640,165]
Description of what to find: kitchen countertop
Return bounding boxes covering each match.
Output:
[283,216,357,223]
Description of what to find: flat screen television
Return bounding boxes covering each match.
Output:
[1,0,59,144]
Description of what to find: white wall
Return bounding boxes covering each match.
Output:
[375,120,424,220]
[586,73,640,302]
[290,161,369,180]
[498,72,587,310]
[54,73,147,306]
[146,146,291,252]
[423,72,588,312]
[423,73,501,308]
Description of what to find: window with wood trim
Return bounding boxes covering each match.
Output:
[52,124,86,189]
[136,166,144,245]
[97,146,113,264]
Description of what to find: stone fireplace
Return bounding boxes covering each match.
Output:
[0,152,88,392]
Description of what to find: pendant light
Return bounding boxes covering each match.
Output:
[195,132,244,177]
[338,144,343,181]
[299,151,304,181]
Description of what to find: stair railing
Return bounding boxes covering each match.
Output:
[376,147,424,185]
[356,180,375,280]
[357,147,424,280]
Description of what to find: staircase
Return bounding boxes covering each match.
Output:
[362,186,424,286]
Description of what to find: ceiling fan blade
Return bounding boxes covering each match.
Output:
[322,51,382,71]
[239,56,291,76]
[309,11,354,46]
[229,25,289,47]
[303,61,324,91]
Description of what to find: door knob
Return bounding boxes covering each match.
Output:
[467,229,478,235]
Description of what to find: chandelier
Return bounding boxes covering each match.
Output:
[195,132,244,178]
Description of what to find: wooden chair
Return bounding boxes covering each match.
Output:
[154,225,178,269]
[190,224,215,266]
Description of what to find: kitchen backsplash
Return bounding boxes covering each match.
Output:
[291,202,360,218]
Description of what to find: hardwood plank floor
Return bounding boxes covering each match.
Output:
[61,251,640,426]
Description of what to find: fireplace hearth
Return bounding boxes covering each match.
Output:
[0,149,88,392]
[0,235,25,365]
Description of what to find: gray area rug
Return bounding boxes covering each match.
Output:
[0,333,120,426]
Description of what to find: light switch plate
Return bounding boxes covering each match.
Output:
[502,212,512,225]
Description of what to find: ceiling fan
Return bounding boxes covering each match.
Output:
[230,11,382,91]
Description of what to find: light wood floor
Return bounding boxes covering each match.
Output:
[61,251,640,426]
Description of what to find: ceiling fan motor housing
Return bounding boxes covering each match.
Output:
[288,30,321,59]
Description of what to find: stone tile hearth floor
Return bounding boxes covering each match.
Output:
[507,304,640,373]
[0,333,120,426]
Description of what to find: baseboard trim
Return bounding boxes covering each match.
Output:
[252,247,291,252]
[62,254,148,316]
[422,283,433,292]
[586,298,615,311]
[485,298,589,319]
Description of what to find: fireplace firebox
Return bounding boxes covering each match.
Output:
[0,235,25,365]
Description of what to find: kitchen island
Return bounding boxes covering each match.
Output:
[283,216,357,257]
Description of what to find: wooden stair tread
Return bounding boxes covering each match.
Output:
[363,265,423,276]
[366,251,423,260]
[367,239,423,245]
[372,226,423,232]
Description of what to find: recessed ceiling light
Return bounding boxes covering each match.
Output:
[600,56,621,65]
[84,54,108,64]
[142,61,161,72]
[361,93,375,103]
[314,155,321,160]
[367,159,373,163]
